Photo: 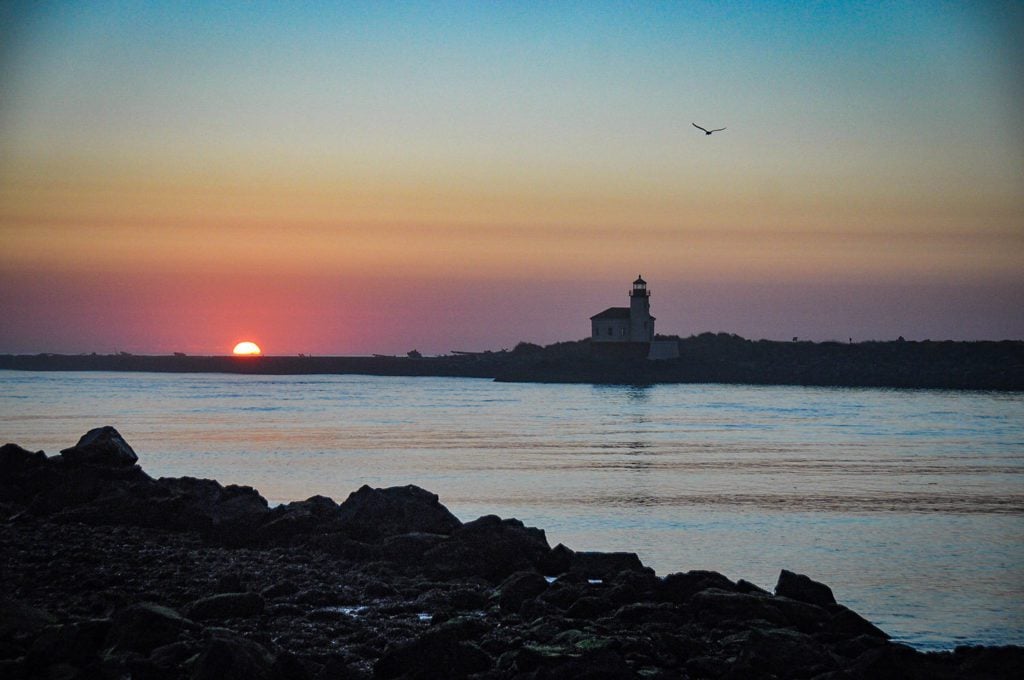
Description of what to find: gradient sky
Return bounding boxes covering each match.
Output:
[1,1,1022,355]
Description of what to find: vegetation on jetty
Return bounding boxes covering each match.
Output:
[2,334,1022,390]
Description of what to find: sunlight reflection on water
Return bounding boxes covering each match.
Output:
[1,371,1022,650]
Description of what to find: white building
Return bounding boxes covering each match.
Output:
[590,276,656,343]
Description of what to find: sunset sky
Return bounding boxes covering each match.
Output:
[2,1,1021,355]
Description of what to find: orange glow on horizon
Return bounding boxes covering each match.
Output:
[232,341,262,356]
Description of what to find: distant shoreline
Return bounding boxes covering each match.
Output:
[3,335,1023,392]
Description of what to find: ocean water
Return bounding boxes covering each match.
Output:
[1,370,1022,650]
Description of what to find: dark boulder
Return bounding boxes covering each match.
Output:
[721,627,838,678]
[191,633,277,680]
[375,630,492,679]
[48,473,268,539]
[689,588,788,627]
[157,477,269,532]
[254,494,345,546]
[569,551,651,579]
[0,444,54,512]
[337,484,462,541]
[0,599,57,638]
[736,578,770,595]
[26,618,111,669]
[538,542,575,575]
[0,443,47,476]
[379,532,449,564]
[187,592,265,620]
[512,647,637,679]
[497,571,549,613]
[660,570,739,602]
[59,426,138,468]
[767,596,835,634]
[107,602,198,654]
[422,514,551,581]
[825,605,890,641]
[565,595,617,620]
[775,568,837,606]
[954,645,1024,679]
[845,642,938,679]
[260,580,300,600]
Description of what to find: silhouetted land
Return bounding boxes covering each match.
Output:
[3,426,1021,678]
[2,334,1022,391]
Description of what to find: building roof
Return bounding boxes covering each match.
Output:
[633,275,646,285]
[590,307,631,320]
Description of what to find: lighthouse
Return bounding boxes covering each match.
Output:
[590,275,656,344]
[628,275,654,342]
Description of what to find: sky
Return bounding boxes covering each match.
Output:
[1,1,1021,355]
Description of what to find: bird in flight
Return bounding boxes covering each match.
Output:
[693,123,726,135]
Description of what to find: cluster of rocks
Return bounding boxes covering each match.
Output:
[2,426,1021,679]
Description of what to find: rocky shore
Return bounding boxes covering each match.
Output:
[2,427,1021,679]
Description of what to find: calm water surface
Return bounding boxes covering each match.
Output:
[2,371,1022,650]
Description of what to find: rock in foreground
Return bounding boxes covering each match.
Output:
[1,428,1021,679]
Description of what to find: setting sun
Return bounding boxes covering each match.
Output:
[232,341,262,356]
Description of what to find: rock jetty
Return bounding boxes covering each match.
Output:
[2,427,1021,679]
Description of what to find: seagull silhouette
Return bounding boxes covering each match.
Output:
[693,123,726,135]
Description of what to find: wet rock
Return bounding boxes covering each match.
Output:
[191,633,276,680]
[59,426,138,468]
[306,607,356,623]
[261,580,300,600]
[336,485,462,541]
[498,571,549,613]
[187,592,265,620]
[107,602,197,654]
[775,568,837,607]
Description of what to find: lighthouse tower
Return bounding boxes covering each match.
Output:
[628,275,654,342]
